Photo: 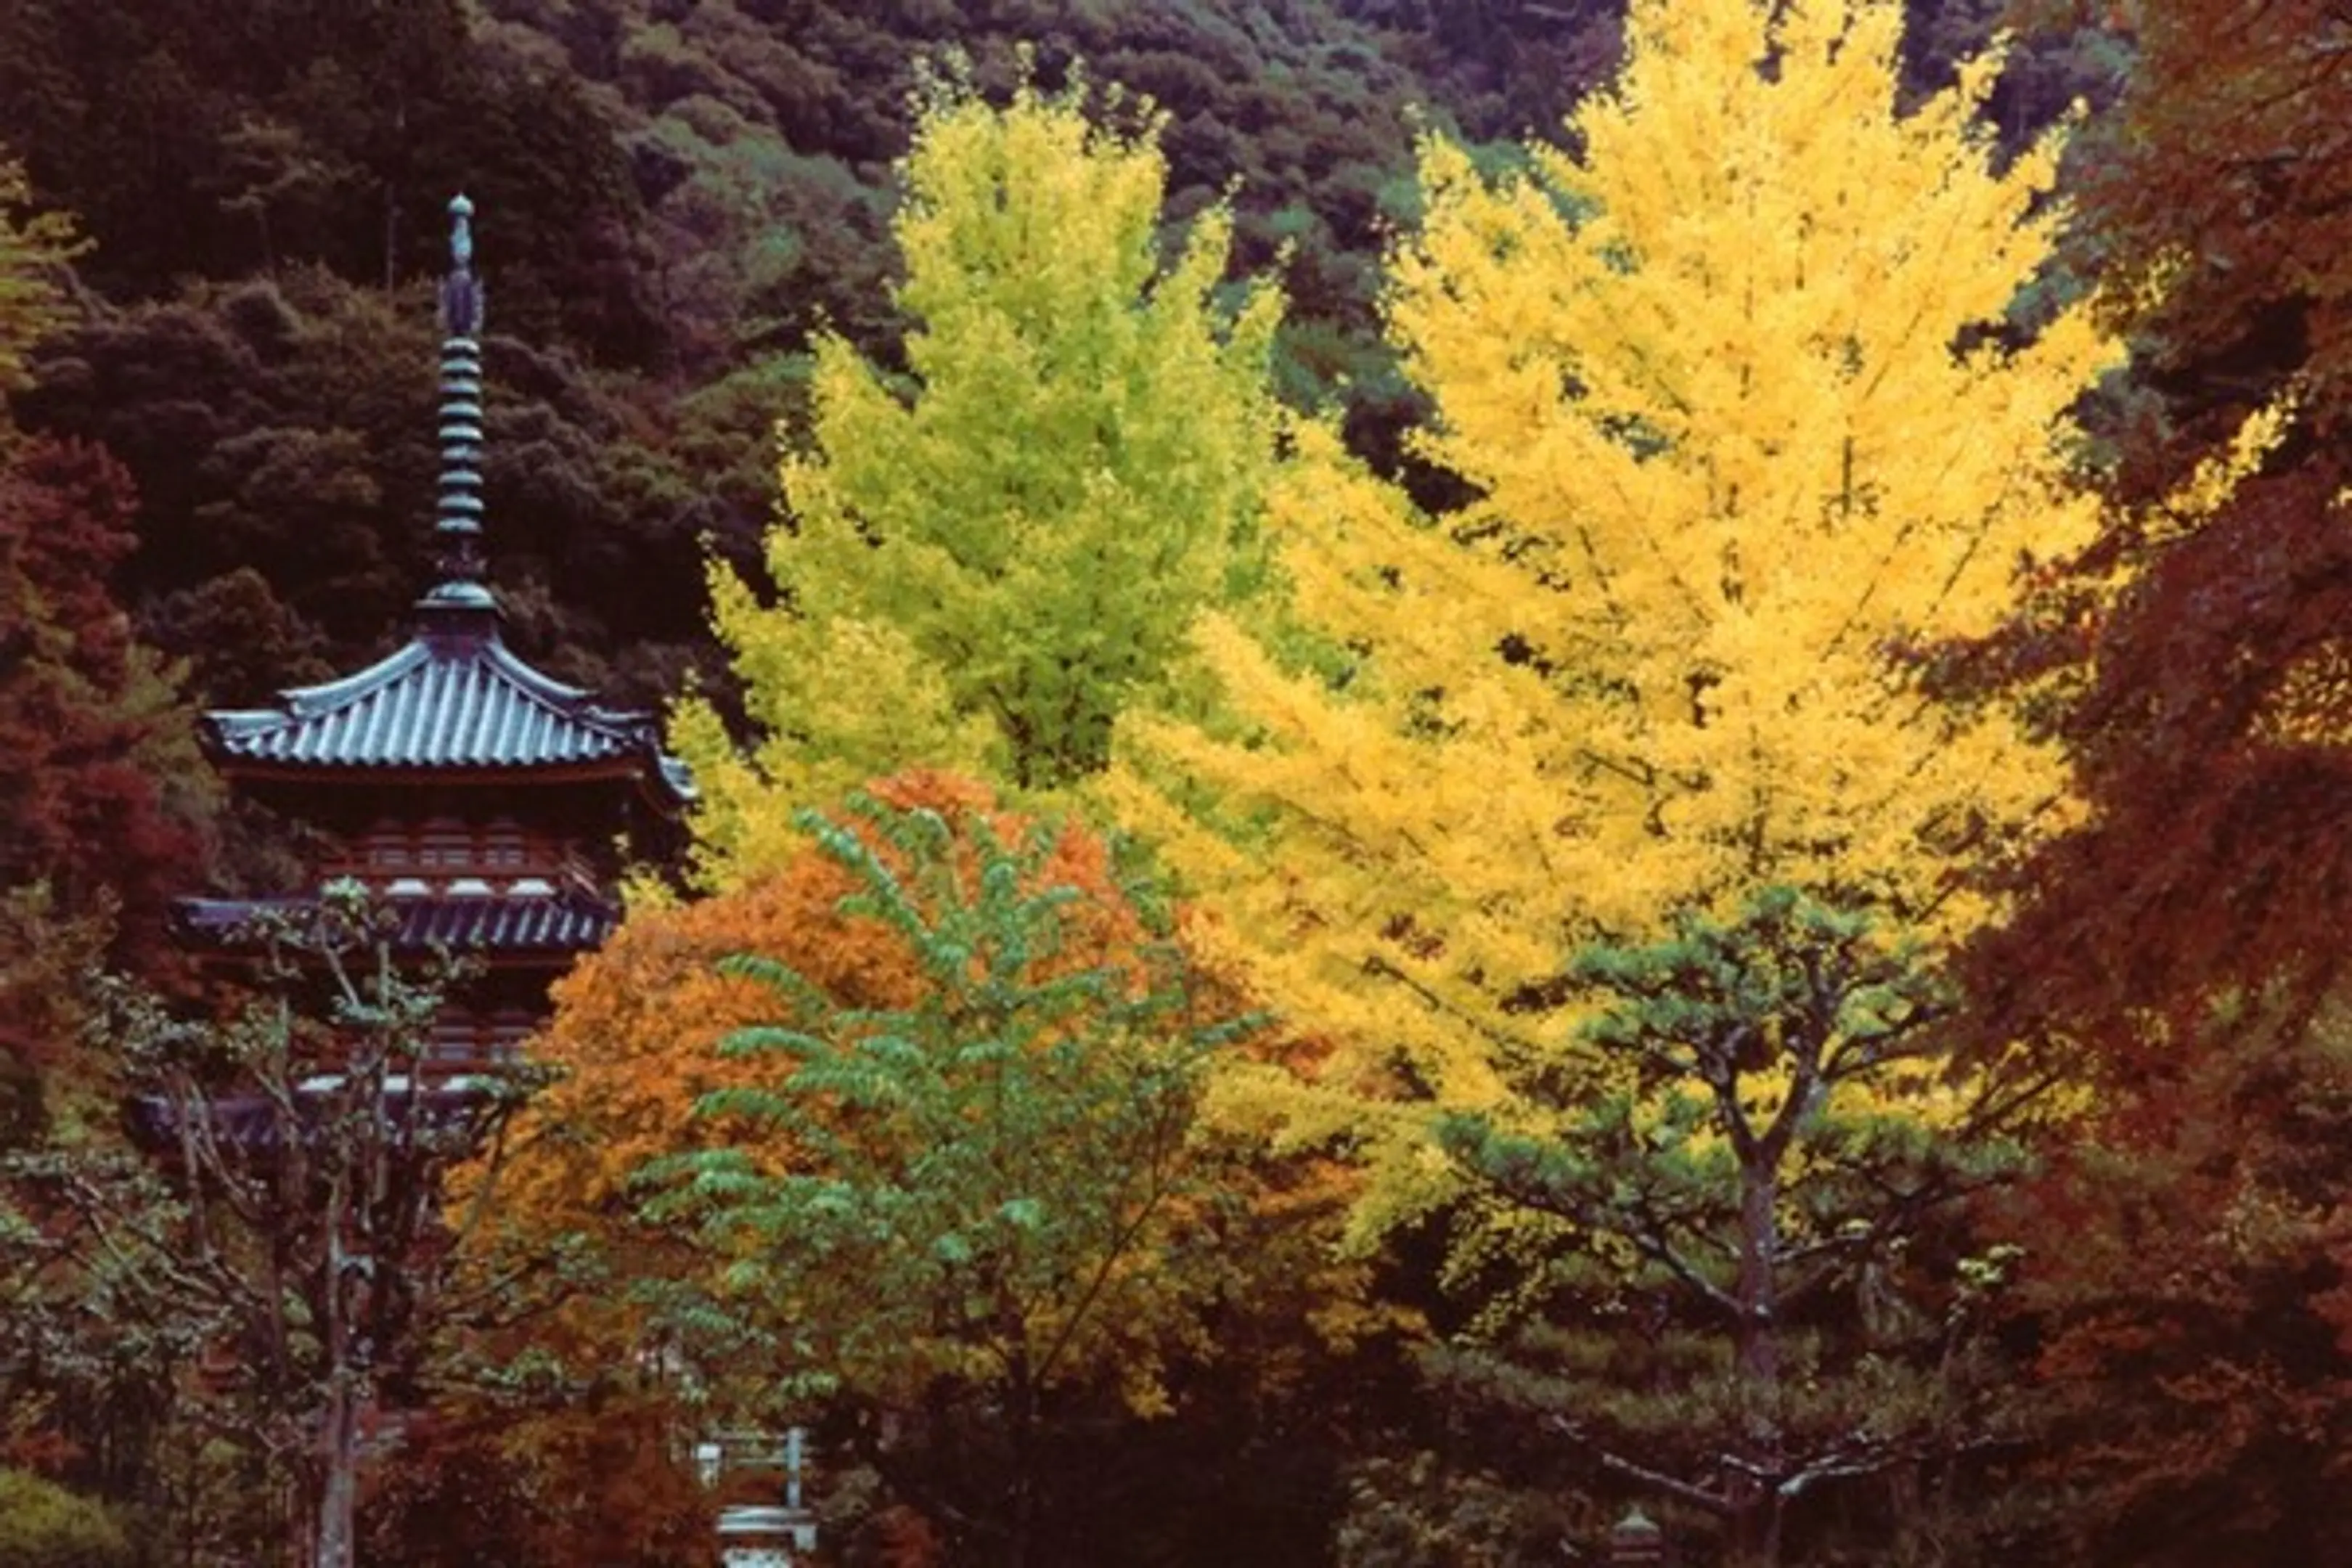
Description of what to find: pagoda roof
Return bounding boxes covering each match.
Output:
[127,1077,504,1158]
[201,196,694,820]
[178,887,620,956]
[204,600,694,812]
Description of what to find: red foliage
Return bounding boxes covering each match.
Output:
[1,438,206,1114]
[0,436,205,966]
[2044,0,2352,444]
[1964,459,2352,1057]
[1971,456,2352,1562]
[2004,1009,2352,1566]
[359,1394,716,1568]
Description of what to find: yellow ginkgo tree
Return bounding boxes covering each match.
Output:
[1124,0,2123,1214]
[1114,0,2252,1556]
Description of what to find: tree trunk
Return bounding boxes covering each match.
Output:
[1005,1352,1037,1568]
[1731,1156,1784,1568]
[317,1153,358,1568]
[314,1379,359,1568]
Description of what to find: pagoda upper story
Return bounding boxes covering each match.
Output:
[199,592,693,838]
[179,195,690,1065]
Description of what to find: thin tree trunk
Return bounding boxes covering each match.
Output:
[1732,1157,1783,1568]
[287,1464,309,1568]
[1006,1354,1037,1568]
[317,1135,358,1568]
[314,1377,359,1568]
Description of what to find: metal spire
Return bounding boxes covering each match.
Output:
[421,193,494,620]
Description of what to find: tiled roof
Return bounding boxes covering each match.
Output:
[179,891,619,955]
[200,195,691,814]
[127,1079,505,1157]
[205,608,693,810]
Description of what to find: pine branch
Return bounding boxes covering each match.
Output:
[1544,1413,1734,1518]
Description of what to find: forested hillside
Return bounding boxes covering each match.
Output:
[0,0,1496,711]
[0,0,2098,713]
[8,0,2352,1564]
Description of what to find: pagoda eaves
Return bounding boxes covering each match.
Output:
[176,889,620,959]
[203,603,694,814]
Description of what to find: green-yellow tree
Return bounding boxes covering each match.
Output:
[0,156,80,407]
[1113,0,2240,1554]
[675,72,1283,885]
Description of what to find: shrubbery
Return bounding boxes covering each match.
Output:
[0,1469,133,1568]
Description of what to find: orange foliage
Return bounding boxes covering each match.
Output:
[478,769,1388,1457]
[498,769,1156,1247]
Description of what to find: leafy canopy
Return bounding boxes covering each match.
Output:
[507,772,1153,1243]
[645,783,1244,1409]
[2036,0,2352,441]
[676,69,1283,883]
[1439,889,2031,1561]
[2009,988,2352,1567]
[0,158,81,407]
[1116,0,2145,1237]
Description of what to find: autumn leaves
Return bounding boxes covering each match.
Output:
[521,2,2286,1562]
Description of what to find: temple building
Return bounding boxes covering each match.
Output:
[174,194,693,1055]
[163,195,815,1568]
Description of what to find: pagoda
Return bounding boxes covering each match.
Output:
[177,195,693,1063]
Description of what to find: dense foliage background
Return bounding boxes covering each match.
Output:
[0,0,2114,715]
[7,0,2352,1564]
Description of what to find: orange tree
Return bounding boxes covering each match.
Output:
[491,772,1377,1567]
[468,776,1032,1553]
[445,779,1028,1565]
[497,772,1161,1289]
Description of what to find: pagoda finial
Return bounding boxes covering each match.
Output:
[440,193,481,338]
[421,193,493,624]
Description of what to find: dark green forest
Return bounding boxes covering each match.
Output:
[7,0,2352,1564]
[0,0,2114,717]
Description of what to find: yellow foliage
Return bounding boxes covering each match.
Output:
[669,607,998,890]
[2151,391,2298,543]
[0,156,83,410]
[1114,0,2191,1237]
